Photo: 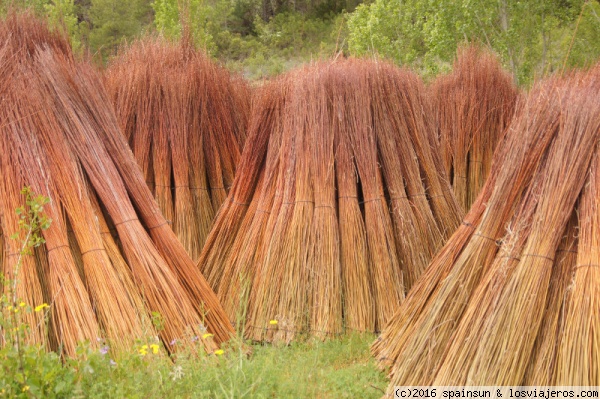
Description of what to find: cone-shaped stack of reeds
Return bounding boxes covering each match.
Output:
[373,65,600,390]
[105,37,249,261]
[0,11,234,356]
[432,46,518,211]
[198,59,463,343]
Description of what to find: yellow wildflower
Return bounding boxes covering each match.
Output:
[269,320,278,325]
[34,303,49,312]
[138,344,148,356]
[18,302,26,308]
[202,333,213,339]
[22,386,30,392]
[214,349,224,356]
[150,344,159,354]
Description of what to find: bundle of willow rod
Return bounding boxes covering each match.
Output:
[0,11,234,356]
[198,59,463,343]
[373,65,600,390]
[104,37,249,260]
[432,46,518,211]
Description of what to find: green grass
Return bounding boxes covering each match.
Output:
[1,190,387,398]
[0,328,387,398]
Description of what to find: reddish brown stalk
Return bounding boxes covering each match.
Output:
[432,46,518,211]
[378,67,600,391]
[0,135,46,347]
[199,59,462,342]
[0,11,233,354]
[524,213,578,385]
[555,146,600,385]
[374,76,565,386]
[105,38,249,261]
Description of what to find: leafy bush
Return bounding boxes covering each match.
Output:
[347,0,600,84]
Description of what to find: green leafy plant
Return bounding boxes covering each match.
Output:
[1,187,56,397]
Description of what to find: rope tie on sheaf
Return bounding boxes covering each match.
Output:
[521,253,555,262]
[556,248,578,254]
[148,182,231,190]
[473,232,503,246]
[498,255,521,262]
[495,253,556,263]
[47,244,70,253]
[112,217,172,230]
[462,221,503,245]
[574,263,600,270]
[283,200,314,205]
[248,187,455,213]
[230,199,250,207]
[148,220,171,230]
[338,191,453,205]
[113,217,139,227]
[81,248,105,257]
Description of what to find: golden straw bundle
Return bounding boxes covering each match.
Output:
[374,65,600,391]
[198,59,463,343]
[105,37,249,261]
[432,46,518,211]
[0,11,233,356]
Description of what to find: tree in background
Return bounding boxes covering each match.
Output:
[2,0,153,58]
[2,0,83,51]
[5,0,598,81]
[152,0,235,55]
[347,0,600,84]
[88,0,153,58]
[151,0,344,78]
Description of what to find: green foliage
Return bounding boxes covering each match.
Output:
[152,0,342,79]
[152,0,233,55]
[88,0,152,59]
[225,12,342,79]
[0,0,47,16]
[7,0,600,80]
[1,0,84,54]
[151,311,165,332]
[43,0,82,52]
[565,1,600,69]
[0,323,386,398]
[10,187,51,254]
[347,0,599,84]
[1,188,54,398]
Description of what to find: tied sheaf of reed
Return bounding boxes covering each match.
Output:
[431,45,518,211]
[104,36,249,261]
[0,11,234,356]
[373,64,600,391]
[198,58,463,343]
